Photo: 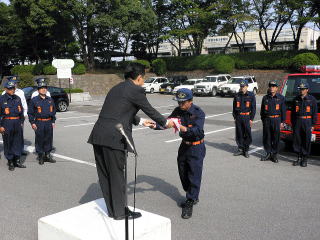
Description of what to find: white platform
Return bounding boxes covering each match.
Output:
[38,198,171,240]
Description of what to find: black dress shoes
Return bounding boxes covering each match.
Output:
[14,159,26,168]
[181,199,194,219]
[271,153,278,163]
[300,156,307,167]
[244,151,249,158]
[233,149,243,156]
[8,161,15,171]
[261,153,271,161]
[293,155,301,166]
[38,153,44,165]
[113,209,142,220]
[45,153,56,163]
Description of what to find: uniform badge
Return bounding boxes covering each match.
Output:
[177,92,186,99]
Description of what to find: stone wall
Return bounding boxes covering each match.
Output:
[40,70,289,96]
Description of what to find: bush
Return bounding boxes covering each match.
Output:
[214,55,235,73]
[63,88,84,93]
[18,72,34,88]
[32,63,45,75]
[152,59,167,75]
[43,65,57,75]
[72,63,86,75]
[291,53,320,72]
[11,65,35,75]
[133,59,151,69]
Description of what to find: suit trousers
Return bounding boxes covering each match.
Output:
[93,145,126,218]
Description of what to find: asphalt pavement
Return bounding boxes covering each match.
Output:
[0,93,319,240]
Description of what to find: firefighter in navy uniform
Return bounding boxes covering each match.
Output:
[28,81,56,165]
[0,81,25,171]
[260,81,286,163]
[233,80,256,158]
[291,82,317,167]
[153,88,206,219]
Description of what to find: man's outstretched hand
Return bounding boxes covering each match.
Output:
[143,119,156,128]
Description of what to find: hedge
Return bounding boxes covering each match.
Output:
[152,59,167,75]
[290,53,320,72]
[43,65,57,75]
[132,59,151,69]
[214,55,235,73]
[63,88,84,93]
[72,63,86,75]
[18,72,34,88]
[11,65,35,75]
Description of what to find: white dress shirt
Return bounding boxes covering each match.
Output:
[31,90,51,99]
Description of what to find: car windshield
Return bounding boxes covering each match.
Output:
[228,78,244,84]
[183,80,197,85]
[22,87,35,95]
[144,78,155,83]
[282,75,320,102]
[202,77,217,82]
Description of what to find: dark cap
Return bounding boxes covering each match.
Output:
[37,81,48,88]
[35,78,46,83]
[5,81,16,89]
[174,88,193,102]
[298,82,309,89]
[240,80,248,87]
[268,80,278,87]
[7,76,19,83]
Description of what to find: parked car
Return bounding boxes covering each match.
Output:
[159,75,188,94]
[194,74,231,96]
[218,76,258,96]
[143,77,168,93]
[22,86,70,112]
[172,79,203,94]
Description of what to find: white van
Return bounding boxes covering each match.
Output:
[143,77,169,93]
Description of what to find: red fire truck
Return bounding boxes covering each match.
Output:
[280,65,320,147]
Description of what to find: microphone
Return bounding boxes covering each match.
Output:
[115,123,135,153]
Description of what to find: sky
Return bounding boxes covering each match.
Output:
[0,0,9,4]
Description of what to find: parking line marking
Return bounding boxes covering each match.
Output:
[0,141,97,167]
[248,146,264,154]
[64,122,95,128]
[58,115,98,120]
[165,120,261,143]
[154,104,175,109]
[206,112,232,119]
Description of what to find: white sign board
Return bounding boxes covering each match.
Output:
[69,77,74,85]
[52,59,75,79]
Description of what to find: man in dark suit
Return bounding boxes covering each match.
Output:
[88,62,173,220]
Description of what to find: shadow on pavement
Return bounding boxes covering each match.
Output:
[79,182,103,204]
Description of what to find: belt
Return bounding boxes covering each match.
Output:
[36,118,52,121]
[3,117,20,120]
[240,112,250,116]
[267,115,280,118]
[298,116,312,119]
[183,139,204,146]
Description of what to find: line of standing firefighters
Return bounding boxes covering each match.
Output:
[233,80,317,167]
[0,77,56,171]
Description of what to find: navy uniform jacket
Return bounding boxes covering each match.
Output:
[233,91,256,121]
[28,95,56,124]
[0,93,24,126]
[291,94,318,126]
[167,104,205,142]
[260,93,286,122]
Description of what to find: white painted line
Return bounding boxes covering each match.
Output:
[64,122,95,128]
[0,141,96,167]
[58,115,98,120]
[248,146,264,154]
[206,112,232,119]
[165,120,261,143]
[154,104,175,109]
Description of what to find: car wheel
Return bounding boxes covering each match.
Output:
[57,100,68,112]
[253,88,257,95]
[210,88,217,97]
[150,88,154,94]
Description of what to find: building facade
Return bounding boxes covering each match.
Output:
[156,27,320,57]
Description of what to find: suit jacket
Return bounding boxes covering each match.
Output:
[88,80,167,152]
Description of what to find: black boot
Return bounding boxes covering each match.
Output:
[14,158,26,168]
[300,156,308,167]
[45,153,56,163]
[244,151,249,158]
[38,153,44,165]
[271,153,278,163]
[8,161,15,171]
[180,199,199,208]
[261,153,271,161]
[293,154,301,166]
[181,199,194,219]
[233,149,243,156]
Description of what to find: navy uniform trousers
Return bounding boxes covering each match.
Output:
[177,142,206,201]
[293,119,312,156]
[235,115,252,151]
[262,118,281,154]
[2,119,23,160]
[35,120,54,154]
